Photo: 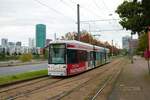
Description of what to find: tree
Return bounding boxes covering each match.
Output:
[0,52,6,61]
[43,49,49,59]
[19,54,32,62]
[142,0,150,27]
[80,30,93,43]
[64,31,119,55]
[137,32,148,52]
[65,32,78,40]
[116,1,143,35]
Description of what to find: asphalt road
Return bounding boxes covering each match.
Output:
[0,63,48,76]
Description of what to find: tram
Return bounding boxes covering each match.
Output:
[48,40,110,76]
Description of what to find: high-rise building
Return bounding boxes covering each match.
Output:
[16,41,22,47]
[36,24,46,48]
[29,38,35,47]
[122,36,131,50]
[8,42,15,47]
[1,38,8,46]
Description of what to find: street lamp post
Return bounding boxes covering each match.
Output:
[130,32,134,64]
[111,40,113,56]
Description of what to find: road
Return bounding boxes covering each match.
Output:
[0,63,48,76]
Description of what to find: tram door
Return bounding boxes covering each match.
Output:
[90,51,96,67]
[93,51,96,67]
[87,52,91,69]
[89,52,93,68]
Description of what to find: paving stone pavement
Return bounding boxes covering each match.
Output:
[109,56,150,100]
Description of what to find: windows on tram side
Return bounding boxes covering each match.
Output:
[96,52,101,60]
[67,49,78,64]
[67,49,88,64]
[78,50,88,62]
[90,51,102,61]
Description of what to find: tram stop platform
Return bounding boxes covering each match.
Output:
[109,56,150,100]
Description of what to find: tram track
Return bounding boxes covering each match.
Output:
[0,66,102,94]
[0,76,50,93]
[47,59,123,100]
[91,66,123,100]
[0,77,64,100]
[7,65,112,99]
[59,59,124,100]
[0,58,123,100]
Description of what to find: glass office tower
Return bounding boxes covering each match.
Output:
[36,24,46,48]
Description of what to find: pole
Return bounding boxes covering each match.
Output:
[148,27,150,75]
[89,23,91,33]
[148,59,150,75]
[54,33,56,40]
[131,33,133,63]
[111,40,113,56]
[77,4,80,41]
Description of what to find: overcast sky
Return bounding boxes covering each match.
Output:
[0,0,137,48]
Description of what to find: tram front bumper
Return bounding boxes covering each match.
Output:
[48,64,67,76]
[48,71,66,76]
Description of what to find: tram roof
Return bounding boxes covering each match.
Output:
[50,40,109,51]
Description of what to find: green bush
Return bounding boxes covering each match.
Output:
[0,53,6,61]
[19,54,33,62]
[32,54,41,59]
[44,49,49,59]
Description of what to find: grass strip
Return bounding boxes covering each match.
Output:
[0,69,48,86]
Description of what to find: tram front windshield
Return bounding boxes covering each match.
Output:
[49,44,65,64]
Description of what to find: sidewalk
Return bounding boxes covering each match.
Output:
[109,56,150,100]
[0,60,47,67]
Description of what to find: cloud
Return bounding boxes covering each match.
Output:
[0,0,130,47]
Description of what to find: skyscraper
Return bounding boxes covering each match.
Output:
[1,38,8,46]
[29,38,35,47]
[16,41,22,47]
[36,24,46,48]
[122,36,131,50]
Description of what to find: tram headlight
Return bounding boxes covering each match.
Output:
[48,66,52,70]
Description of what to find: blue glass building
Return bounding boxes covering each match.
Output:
[36,24,46,48]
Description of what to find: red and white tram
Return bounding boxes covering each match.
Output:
[48,40,110,76]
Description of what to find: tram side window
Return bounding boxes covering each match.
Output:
[67,49,78,64]
[96,52,101,60]
[78,50,87,62]
[101,53,105,60]
[67,49,88,64]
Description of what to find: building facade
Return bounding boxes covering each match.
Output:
[122,36,131,50]
[16,42,22,47]
[36,24,46,48]
[29,38,35,48]
[1,38,8,46]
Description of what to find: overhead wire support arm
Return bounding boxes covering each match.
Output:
[88,29,123,32]
[80,19,119,23]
